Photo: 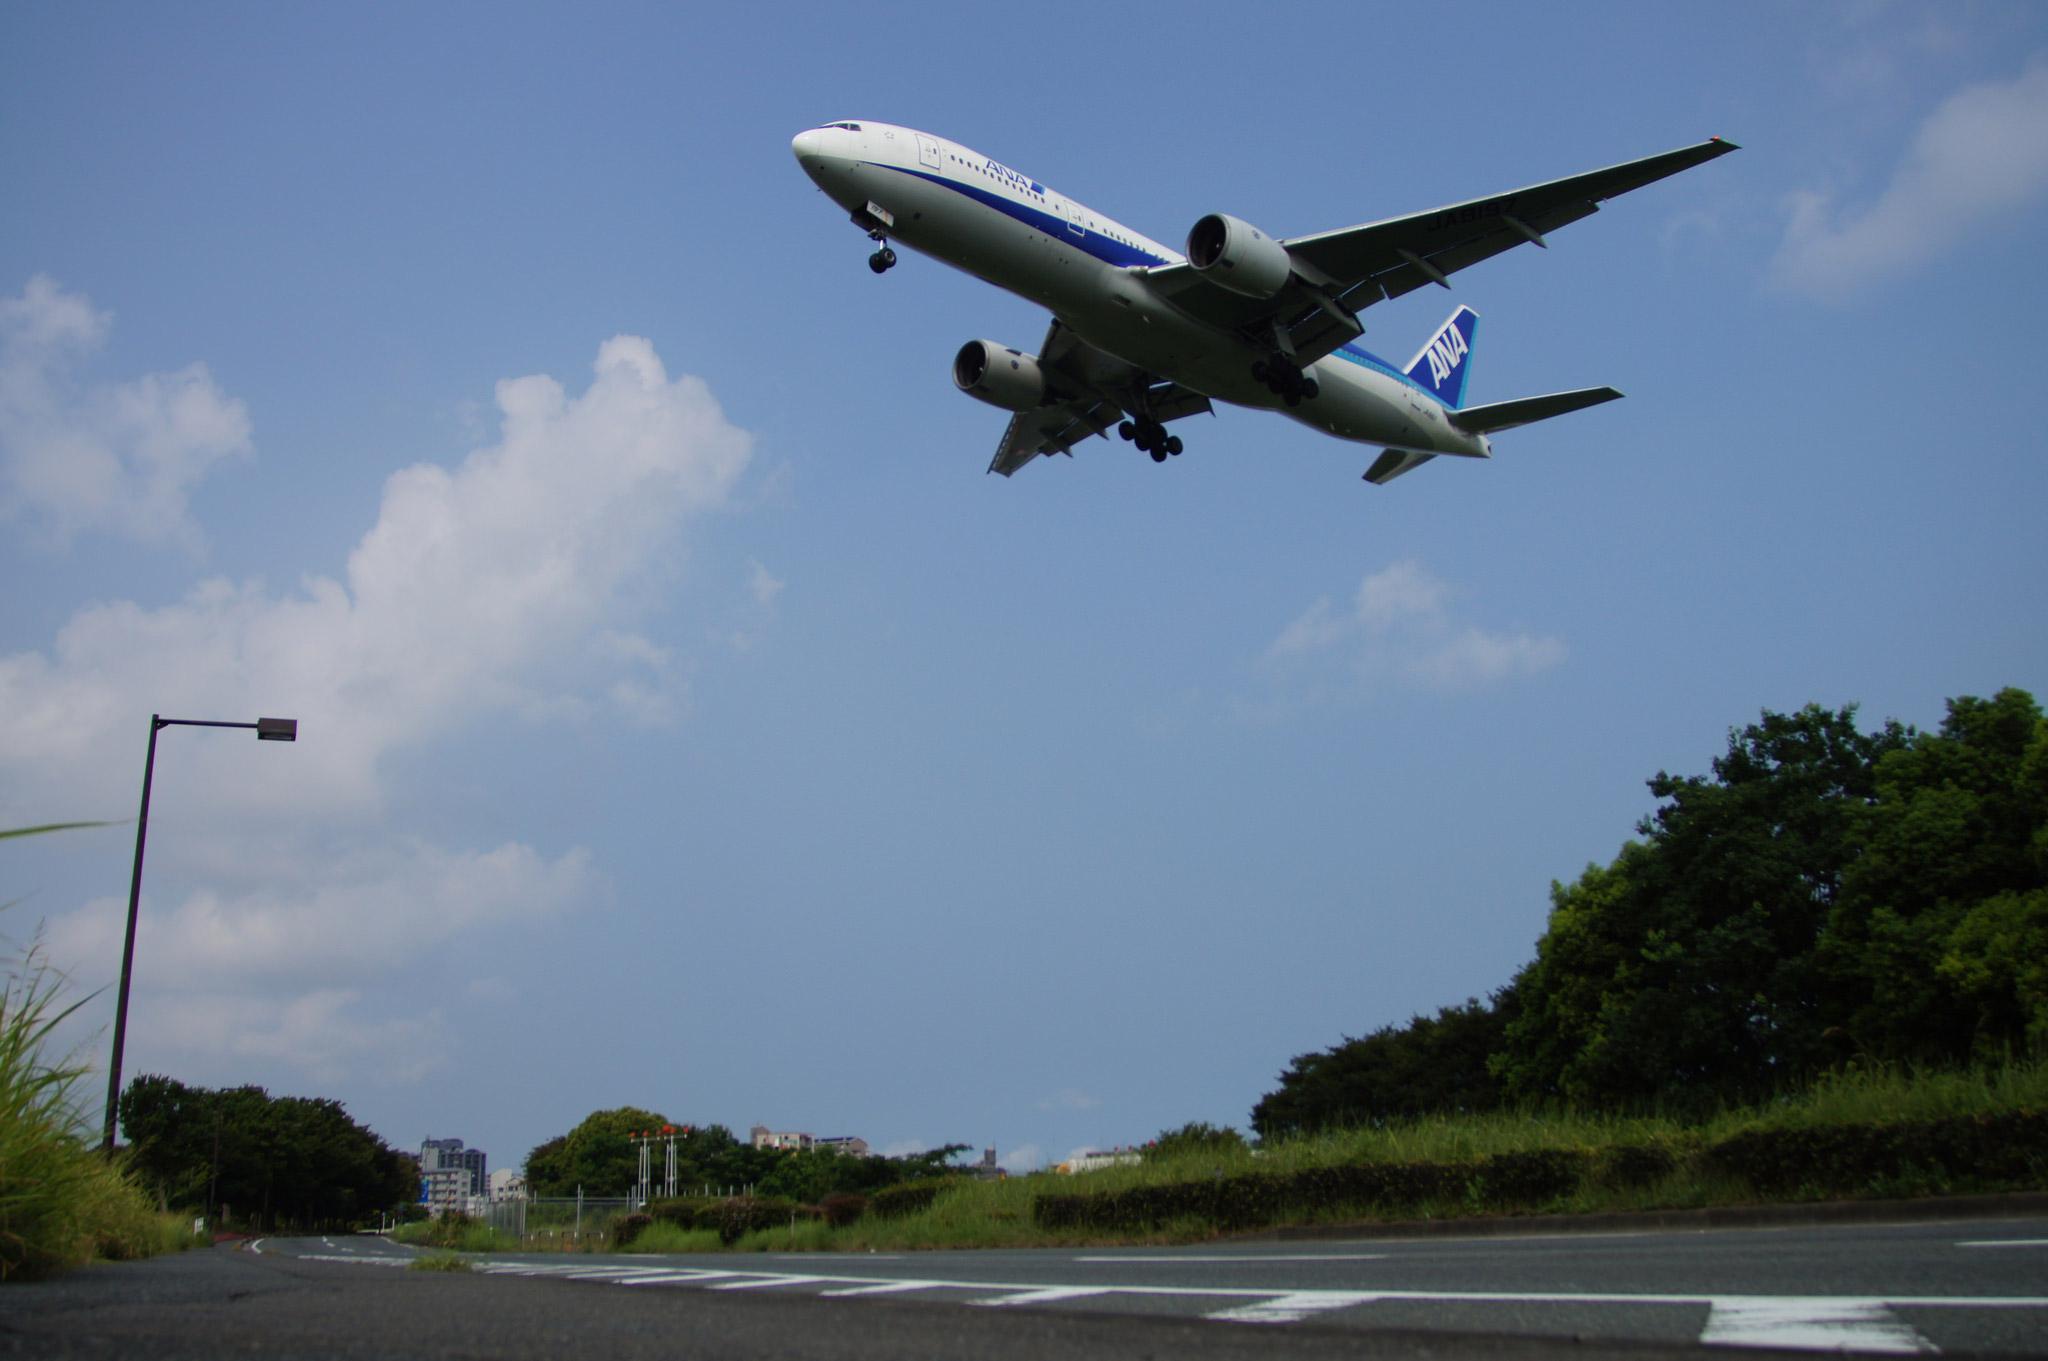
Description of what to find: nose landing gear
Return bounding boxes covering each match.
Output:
[868,243,897,274]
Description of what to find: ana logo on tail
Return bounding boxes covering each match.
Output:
[1424,325,1468,387]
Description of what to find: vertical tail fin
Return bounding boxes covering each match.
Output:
[1402,305,1479,409]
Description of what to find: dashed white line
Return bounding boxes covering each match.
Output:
[1206,1291,1384,1324]
[972,1287,1111,1308]
[1959,1239,2048,1249]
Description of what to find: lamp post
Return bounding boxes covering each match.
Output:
[102,714,297,1154]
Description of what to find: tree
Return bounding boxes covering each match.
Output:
[118,1076,414,1229]
[1253,994,1511,1138]
[523,1106,669,1196]
[1496,703,1909,1109]
[1824,689,2048,1060]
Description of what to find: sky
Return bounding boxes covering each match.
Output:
[4,1,2046,1178]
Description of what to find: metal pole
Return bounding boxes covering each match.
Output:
[103,715,162,1153]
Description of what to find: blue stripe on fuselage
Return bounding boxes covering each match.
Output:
[1331,344,1453,408]
[874,163,1172,270]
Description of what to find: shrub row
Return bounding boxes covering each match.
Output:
[1032,1111,2046,1235]
[1703,1110,2047,1197]
[646,1194,808,1244]
[868,1180,950,1220]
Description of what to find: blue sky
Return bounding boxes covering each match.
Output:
[5,1,2045,1175]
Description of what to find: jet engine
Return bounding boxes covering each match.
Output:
[953,340,1047,412]
[1185,213,1292,299]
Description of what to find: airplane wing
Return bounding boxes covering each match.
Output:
[1142,137,1738,370]
[988,319,1212,476]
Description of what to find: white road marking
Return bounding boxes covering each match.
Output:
[1074,1253,1387,1264]
[282,1250,2048,1350]
[709,1274,828,1291]
[973,1287,1111,1308]
[1206,1291,1382,1324]
[293,1253,410,1268]
[817,1280,947,1297]
[1959,1239,2048,1248]
[1700,1297,1935,1353]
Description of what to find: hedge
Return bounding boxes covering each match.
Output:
[869,1180,951,1220]
[1031,1111,2047,1235]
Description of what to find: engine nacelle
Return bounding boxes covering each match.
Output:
[1185,213,1292,299]
[953,340,1047,412]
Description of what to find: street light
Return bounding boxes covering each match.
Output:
[102,714,298,1153]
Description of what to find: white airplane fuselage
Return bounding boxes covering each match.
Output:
[791,122,1492,460]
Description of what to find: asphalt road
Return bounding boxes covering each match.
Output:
[4,1215,2044,1358]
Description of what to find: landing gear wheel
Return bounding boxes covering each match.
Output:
[1166,435,1183,456]
[1150,447,1168,463]
[868,246,897,274]
[1301,377,1319,400]
[1118,421,1135,442]
[1250,360,1269,383]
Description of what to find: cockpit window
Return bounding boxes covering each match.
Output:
[819,121,862,132]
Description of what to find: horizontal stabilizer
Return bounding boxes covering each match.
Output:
[1450,386,1622,435]
[1363,449,1437,485]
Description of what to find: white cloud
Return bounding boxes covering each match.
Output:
[1264,559,1564,694]
[1037,1087,1101,1112]
[1773,56,2048,297]
[147,989,453,1087]
[47,841,595,988]
[8,314,756,1092]
[1002,1142,1045,1172]
[1,329,751,826]
[0,276,251,550]
[747,559,785,609]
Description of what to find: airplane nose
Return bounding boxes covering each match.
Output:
[791,129,823,163]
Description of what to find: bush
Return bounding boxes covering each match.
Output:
[612,1213,653,1248]
[818,1192,867,1227]
[710,1195,803,1245]
[1704,1111,2048,1197]
[1473,1149,1589,1205]
[1595,1143,1679,1189]
[869,1180,950,1220]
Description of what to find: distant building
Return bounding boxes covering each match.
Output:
[971,1147,1007,1180]
[420,1137,487,1215]
[488,1168,526,1201]
[1054,1147,1142,1175]
[750,1126,868,1157]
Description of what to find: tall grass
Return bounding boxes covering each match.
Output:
[0,929,187,1280]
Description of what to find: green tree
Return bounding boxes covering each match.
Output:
[1824,689,2048,1059]
[1496,703,1909,1109]
[1253,994,1511,1137]
[524,1106,670,1196]
[118,1076,413,1228]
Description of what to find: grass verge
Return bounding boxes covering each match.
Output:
[1,925,198,1280]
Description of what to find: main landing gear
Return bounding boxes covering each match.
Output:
[1252,359,1318,407]
[1119,418,1182,463]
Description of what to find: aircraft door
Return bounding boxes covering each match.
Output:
[1059,197,1086,238]
[916,134,941,170]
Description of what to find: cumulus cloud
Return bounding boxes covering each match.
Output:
[1037,1088,1101,1112]
[47,841,596,988]
[1,329,752,824]
[1265,560,1564,693]
[1773,56,2048,297]
[8,316,755,1090]
[0,276,251,550]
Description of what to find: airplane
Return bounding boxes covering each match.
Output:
[791,122,1736,485]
